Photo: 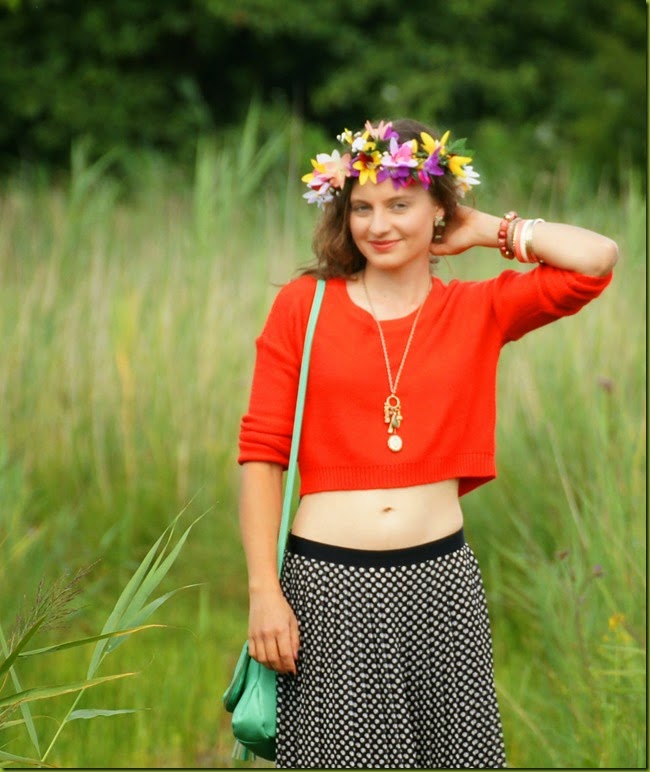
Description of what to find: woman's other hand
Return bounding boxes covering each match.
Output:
[248,586,300,675]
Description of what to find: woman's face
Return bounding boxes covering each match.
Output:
[348,179,442,272]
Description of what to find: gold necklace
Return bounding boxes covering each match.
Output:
[362,273,431,452]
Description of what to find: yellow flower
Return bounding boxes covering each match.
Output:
[420,130,450,157]
[301,156,327,183]
[352,149,382,185]
[435,130,452,155]
[353,162,378,185]
[608,612,626,631]
[353,136,376,154]
[448,154,472,177]
[338,128,354,145]
[420,132,435,155]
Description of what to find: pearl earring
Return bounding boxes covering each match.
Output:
[433,214,446,242]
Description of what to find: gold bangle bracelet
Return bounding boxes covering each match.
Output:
[525,218,545,263]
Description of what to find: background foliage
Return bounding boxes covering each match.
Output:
[0,111,645,768]
[0,2,646,768]
[0,0,646,186]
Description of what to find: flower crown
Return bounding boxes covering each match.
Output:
[302,120,480,207]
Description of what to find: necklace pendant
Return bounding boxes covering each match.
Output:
[384,394,403,452]
[384,394,402,429]
[387,434,403,452]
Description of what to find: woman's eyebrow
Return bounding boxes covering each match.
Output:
[351,194,413,204]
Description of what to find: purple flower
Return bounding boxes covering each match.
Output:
[387,166,414,188]
[423,148,444,177]
[375,167,391,184]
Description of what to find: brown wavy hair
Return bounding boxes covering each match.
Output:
[300,118,463,279]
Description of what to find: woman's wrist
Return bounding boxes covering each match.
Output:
[495,212,547,264]
[248,578,283,596]
[448,207,501,251]
[474,210,502,249]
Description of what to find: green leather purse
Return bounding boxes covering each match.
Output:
[222,278,326,761]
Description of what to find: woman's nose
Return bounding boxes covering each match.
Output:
[369,208,389,235]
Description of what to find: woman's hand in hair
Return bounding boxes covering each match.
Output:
[429,206,501,257]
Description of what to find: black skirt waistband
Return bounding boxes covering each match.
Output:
[286,528,465,568]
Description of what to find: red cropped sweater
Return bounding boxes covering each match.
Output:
[238,266,612,496]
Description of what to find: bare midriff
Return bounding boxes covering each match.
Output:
[291,478,463,550]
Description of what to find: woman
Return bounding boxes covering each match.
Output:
[237,119,618,768]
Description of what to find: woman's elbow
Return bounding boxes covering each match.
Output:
[581,237,619,277]
[595,237,620,276]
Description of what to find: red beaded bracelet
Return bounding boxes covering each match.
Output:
[497,211,518,259]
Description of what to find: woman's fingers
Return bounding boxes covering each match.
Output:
[269,629,297,675]
[289,616,300,662]
[250,623,298,675]
[248,592,300,674]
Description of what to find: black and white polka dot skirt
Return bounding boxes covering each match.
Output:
[277,529,506,769]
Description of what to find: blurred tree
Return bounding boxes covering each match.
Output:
[0,0,645,185]
[0,0,217,165]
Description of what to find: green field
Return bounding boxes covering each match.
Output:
[0,132,645,768]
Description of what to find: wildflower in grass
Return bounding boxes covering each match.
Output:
[608,612,626,631]
[602,612,637,646]
[597,375,615,393]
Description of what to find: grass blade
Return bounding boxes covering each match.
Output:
[87,510,202,677]
[104,585,199,655]
[85,523,173,678]
[0,622,41,756]
[67,708,143,721]
[18,624,164,658]
[0,672,136,710]
[122,516,204,626]
[0,749,56,767]
[0,616,46,678]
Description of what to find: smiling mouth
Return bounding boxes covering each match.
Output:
[369,240,399,249]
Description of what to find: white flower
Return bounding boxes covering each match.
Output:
[351,135,368,153]
[455,165,481,196]
[303,182,334,208]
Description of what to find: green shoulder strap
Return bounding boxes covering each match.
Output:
[276,278,326,574]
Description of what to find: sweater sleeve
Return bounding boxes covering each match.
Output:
[238,276,317,467]
[489,264,613,343]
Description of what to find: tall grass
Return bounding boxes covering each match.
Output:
[0,114,645,767]
[0,511,202,768]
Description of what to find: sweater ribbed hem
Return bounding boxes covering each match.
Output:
[299,453,496,497]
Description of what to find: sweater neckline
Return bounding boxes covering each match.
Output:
[337,275,436,324]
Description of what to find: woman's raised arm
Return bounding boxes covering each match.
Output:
[431,205,619,277]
